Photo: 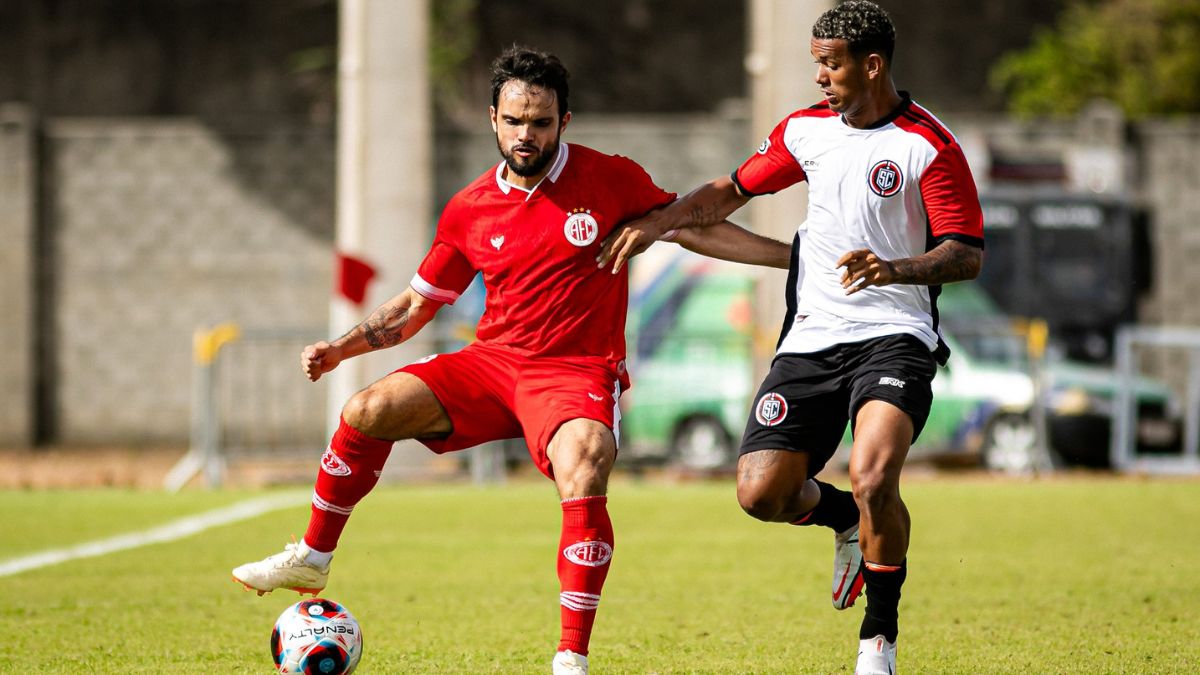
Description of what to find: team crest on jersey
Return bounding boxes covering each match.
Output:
[868,159,904,197]
[564,208,599,246]
[755,392,788,427]
[757,138,771,155]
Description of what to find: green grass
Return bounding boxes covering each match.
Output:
[2,475,1198,673]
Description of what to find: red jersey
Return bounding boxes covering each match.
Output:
[411,142,675,371]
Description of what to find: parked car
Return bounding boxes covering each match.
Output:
[621,255,1182,472]
[619,253,754,471]
[905,284,1182,471]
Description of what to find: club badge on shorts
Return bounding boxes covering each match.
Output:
[755,392,788,427]
[564,208,599,246]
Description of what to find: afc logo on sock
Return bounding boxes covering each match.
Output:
[563,540,613,567]
[320,447,352,476]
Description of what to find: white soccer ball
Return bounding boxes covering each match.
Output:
[271,598,363,674]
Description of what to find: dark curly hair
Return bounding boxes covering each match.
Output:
[490,45,570,118]
[812,1,896,65]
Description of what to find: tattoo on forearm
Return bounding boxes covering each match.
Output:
[362,306,410,348]
[888,242,980,285]
[682,203,721,228]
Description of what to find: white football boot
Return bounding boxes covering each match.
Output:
[231,540,329,596]
[551,649,589,675]
[832,524,865,609]
[855,635,897,675]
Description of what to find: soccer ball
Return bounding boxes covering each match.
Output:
[271,598,363,674]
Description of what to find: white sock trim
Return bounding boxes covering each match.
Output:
[560,495,605,505]
[299,539,333,566]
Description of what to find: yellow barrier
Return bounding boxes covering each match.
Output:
[1011,317,1049,360]
[193,323,241,365]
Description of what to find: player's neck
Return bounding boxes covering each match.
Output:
[842,84,903,129]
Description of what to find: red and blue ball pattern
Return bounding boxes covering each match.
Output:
[272,598,362,674]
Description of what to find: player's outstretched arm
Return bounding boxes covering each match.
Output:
[837,240,983,296]
[671,221,791,270]
[300,287,445,382]
[598,175,750,273]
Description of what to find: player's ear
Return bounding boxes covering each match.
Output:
[489,106,498,133]
[559,111,571,134]
[866,53,885,81]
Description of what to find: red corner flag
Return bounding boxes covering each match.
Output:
[335,251,377,306]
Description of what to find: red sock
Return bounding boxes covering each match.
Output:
[302,416,393,552]
[557,496,614,656]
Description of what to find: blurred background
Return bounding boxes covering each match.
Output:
[2,0,1199,487]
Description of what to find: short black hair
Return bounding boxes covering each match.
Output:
[812,0,896,65]
[490,45,571,118]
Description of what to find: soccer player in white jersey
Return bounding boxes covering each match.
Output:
[598,3,984,672]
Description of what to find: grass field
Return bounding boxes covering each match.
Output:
[3,474,1198,673]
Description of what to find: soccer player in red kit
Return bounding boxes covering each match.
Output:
[599,3,984,672]
[233,46,790,674]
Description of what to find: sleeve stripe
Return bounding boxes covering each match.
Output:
[934,233,985,249]
[410,273,461,303]
[730,169,764,197]
[900,110,952,146]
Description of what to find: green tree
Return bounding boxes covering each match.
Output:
[991,0,1200,117]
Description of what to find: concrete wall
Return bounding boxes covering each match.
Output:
[0,105,36,445]
[1137,119,1200,328]
[41,118,334,444]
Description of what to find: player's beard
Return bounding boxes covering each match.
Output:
[498,133,561,178]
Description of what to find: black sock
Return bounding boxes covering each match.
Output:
[859,560,907,642]
[792,480,859,533]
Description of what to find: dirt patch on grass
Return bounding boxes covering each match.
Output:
[0,445,467,490]
[0,446,330,490]
[0,446,186,489]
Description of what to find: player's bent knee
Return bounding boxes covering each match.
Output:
[341,386,413,438]
[851,472,900,515]
[549,421,617,497]
[553,421,616,465]
[341,388,385,432]
[736,482,785,521]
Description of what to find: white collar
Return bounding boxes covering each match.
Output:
[494,142,570,200]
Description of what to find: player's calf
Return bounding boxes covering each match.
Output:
[556,496,614,658]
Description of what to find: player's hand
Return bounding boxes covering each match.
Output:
[301,341,343,382]
[597,214,669,274]
[837,249,895,295]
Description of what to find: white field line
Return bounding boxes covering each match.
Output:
[0,492,308,578]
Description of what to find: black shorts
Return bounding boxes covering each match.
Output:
[739,334,937,478]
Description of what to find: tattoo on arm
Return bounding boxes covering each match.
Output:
[887,241,981,285]
[682,203,721,228]
[362,306,410,349]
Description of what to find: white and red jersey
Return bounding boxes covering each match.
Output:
[733,95,984,362]
[412,142,675,375]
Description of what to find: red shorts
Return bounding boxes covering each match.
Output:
[397,342,625,478]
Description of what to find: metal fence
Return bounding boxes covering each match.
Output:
[1112,326,1200,474]
[166,325,327,491]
